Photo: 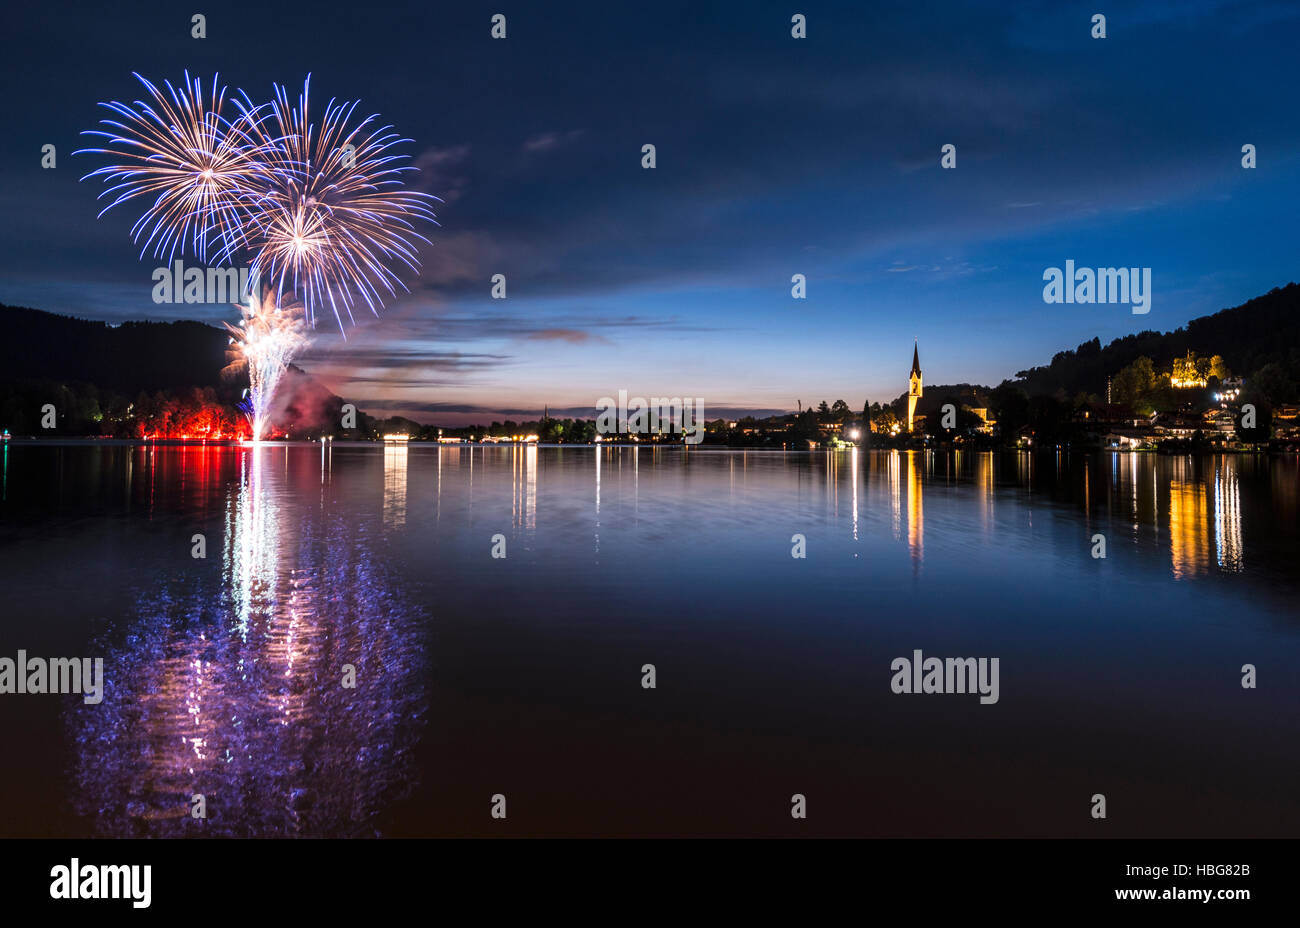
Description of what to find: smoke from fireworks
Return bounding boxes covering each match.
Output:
[78,72,438,438]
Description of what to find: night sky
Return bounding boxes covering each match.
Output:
[4,1,1299,424]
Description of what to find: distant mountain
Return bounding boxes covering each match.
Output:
[1010,283,1300,397]
[0,303,231,394]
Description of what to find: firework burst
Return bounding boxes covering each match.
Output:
[232,76,439,329]
[80,72,438,439]
[76,72,274,263]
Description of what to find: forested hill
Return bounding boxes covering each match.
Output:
[0,303,231,393]
[1011,282,1300,397]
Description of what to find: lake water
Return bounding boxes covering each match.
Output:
[0,442,1297,837]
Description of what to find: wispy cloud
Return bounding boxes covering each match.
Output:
[524,327,610,345]
[414,144,471,204]
[523,129,584,154]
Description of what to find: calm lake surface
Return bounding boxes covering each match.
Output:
[0,442,1297,837]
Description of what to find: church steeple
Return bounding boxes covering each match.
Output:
[907,339,923,432]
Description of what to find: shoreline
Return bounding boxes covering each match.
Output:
[0,436,1291,455]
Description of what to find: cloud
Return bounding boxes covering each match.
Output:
[361,400,546,417]
[523,328,610,345]
[302,347,509,371]
[311,305,715,346]
[416,230,503,287]
[351,399,793,425]
[522,129,584,154]
[413,144,471,204]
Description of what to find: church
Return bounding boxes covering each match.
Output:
[899,342,997,436]
[907,340,923,432]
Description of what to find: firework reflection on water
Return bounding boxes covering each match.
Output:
[66,445,428,837]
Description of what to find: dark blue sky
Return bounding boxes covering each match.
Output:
[4,1,1299,423]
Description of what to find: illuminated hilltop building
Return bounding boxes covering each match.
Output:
[908,340,923,432]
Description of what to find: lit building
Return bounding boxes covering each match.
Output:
[1169,352,1208,389]
[907,340,923,432]
[966,405,996,434]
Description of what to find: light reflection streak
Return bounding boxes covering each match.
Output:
[1214,458,1243,572]
[977,451,992,535]
[889,450,901,540]
[906,451,924,568]
[850,447,859,542]
[384,442,408,529]
[511,445,536,532]
[1170,477,1210,579]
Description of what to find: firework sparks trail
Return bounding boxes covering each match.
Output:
[225,286,310,442]
[79,72,439,438]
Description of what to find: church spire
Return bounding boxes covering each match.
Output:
[907,339,923,433]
